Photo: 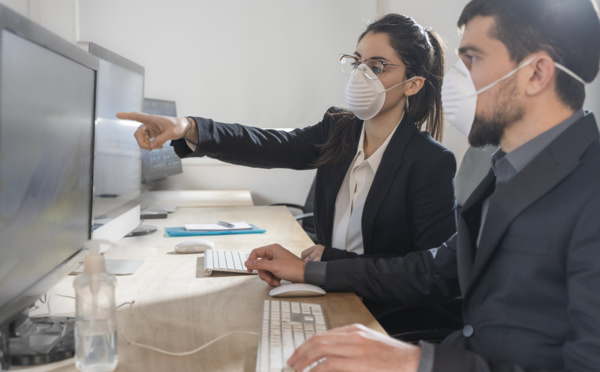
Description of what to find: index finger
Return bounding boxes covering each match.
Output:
[247,246,272,261]
[116,111,154,124]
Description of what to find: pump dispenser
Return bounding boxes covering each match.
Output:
[74,241,118,372]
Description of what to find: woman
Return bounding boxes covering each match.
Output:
[119,14,456,264]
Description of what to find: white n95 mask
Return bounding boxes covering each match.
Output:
[441,58,587,137]
[345,64,416,120]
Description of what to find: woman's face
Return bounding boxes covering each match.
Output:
[354,31,411,120]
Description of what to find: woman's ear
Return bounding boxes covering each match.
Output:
[404,76,426,97]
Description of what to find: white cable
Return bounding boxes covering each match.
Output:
[32,295,258,357]
[33,294,76,317]
[119,301,259,357]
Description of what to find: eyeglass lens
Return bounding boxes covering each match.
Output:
[340,56,384,78]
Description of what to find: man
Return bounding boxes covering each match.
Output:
[244,0,600,370]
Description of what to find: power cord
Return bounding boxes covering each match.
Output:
[119,300,259,356]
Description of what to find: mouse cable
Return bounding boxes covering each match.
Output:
[120,300,259,357]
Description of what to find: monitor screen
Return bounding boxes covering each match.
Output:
[141,98,183,182]
[0,6,96,332]
[84,42,145,243]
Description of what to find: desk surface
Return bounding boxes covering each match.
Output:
[20,206,384,372]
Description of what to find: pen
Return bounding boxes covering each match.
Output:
[218,221,235,228]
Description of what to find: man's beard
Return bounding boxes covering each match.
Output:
[468,78,524,147]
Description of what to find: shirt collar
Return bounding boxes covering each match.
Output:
[354,115,403,172]
[504,109,584,173]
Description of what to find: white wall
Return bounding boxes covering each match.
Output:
[2,0,599,205]
[0,0,78,42]
[75,0,382,205]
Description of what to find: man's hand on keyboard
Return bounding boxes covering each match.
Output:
[287,324,421,372]
[245,244,306,286]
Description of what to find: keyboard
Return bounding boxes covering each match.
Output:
[203,249,257,276]
[256,300,328,372]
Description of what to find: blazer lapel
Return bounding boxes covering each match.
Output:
[467,113,599,291]
[457,169,495,294]
[320,121,362,245]
[361,117,416,250]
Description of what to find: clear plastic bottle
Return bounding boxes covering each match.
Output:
[74,253,118,372]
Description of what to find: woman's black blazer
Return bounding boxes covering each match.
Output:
[172,107,457,259]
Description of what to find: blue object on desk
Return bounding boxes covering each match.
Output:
[164,225,266,237]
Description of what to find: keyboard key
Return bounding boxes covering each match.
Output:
[256,300,328,372]
[203,249,257,275]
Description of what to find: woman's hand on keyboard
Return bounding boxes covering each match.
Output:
[287,324,421,372]
[301,244,325,262]
[245,244,306,286]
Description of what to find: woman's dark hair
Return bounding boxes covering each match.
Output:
[362,14,446,141]
[315,14,445,167]
[458,0,600,111]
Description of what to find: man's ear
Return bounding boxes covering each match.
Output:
[405,76,426,97]
[525,54,555,96]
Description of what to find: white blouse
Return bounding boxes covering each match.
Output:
[331,120,401,254]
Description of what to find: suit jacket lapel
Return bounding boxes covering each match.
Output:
[320,121,362,246]
[361,117,416,250]
[467,113,599,292]
[457,169,495,294]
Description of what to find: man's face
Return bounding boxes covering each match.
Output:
[458,16,526,147]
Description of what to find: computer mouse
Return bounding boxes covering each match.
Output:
[269,283,326,297]
[174,239,215,254]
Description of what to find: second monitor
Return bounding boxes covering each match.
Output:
[141,98,183,183]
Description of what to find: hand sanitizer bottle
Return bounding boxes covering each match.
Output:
[74,252,118,372]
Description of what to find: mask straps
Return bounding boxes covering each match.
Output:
[554,63,586,85]
[471,57,587,98]
[473,57,536,96]
[383,76,423,92]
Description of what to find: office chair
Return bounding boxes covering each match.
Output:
[270,177,318,243]
[386,146,496,344]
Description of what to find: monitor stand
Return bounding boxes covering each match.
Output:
[125,223,157,237]
[1,313,75,368]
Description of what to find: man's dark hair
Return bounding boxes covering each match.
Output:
[458,0,600,110]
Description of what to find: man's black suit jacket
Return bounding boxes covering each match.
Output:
[172,107,457,259]
[321,112,600,371]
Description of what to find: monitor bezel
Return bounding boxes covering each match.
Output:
[82,41,146,243]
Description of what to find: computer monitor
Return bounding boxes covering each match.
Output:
[0,4,96,368]
[79,42,146,243]
[140,98,183,183]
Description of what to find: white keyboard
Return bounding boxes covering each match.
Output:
[203,249,257,276]
[256,300,328,372]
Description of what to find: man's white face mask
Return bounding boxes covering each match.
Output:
[441,57,587,137]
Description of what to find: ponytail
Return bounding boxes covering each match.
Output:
[409,28,445,142]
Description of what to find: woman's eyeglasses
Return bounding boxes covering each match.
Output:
[339,54,407,80]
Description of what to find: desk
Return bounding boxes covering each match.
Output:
[19,206,384,372]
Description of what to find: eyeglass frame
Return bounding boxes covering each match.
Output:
[339,54,412,80]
